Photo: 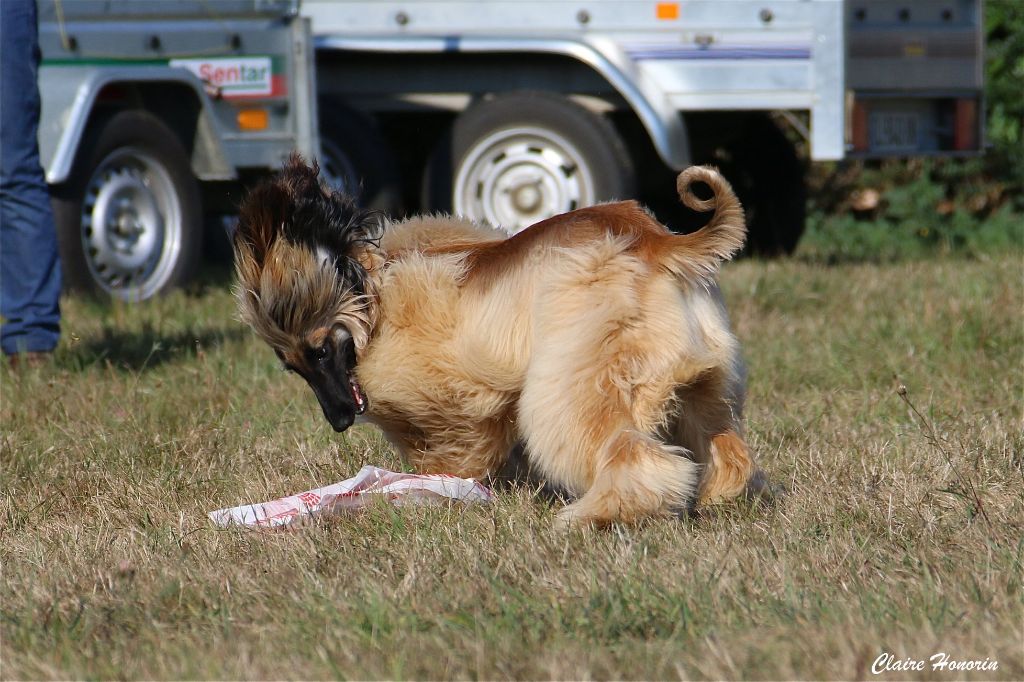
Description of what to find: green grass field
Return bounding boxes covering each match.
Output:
[2,252,1021,680]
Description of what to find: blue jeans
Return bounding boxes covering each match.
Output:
[1,0,61,355]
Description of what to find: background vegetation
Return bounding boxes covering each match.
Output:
[800,0,1023,261]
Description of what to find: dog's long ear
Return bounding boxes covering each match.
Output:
[234,156,384,348]
[277,155,383,295]
[233,171,296,311]
[235,154,383,266]
[234,153,385,322]
[234,181,288,272]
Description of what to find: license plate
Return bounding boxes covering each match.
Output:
[869,111,921,153]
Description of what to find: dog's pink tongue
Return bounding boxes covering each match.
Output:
[350,376,367,413]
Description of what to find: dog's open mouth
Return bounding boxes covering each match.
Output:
[349,372,368,414]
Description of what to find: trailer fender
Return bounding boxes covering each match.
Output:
[41,66,234,185]
[315,35,691,170]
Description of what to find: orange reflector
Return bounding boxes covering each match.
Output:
[237,108,269,131]
[954,98,977,151]
[656,2,680,20]
[851,99,869,152]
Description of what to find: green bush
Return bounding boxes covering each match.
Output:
[985,0,1024,200]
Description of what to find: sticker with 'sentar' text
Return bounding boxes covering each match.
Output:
[170,57,273,97]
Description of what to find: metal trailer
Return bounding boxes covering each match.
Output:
[305,0,984,254]
[34,0,984,299]
[36,0,317,300]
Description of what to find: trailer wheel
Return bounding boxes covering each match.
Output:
[52,110,201,301]
[427,91,635,233]
[318,102,401,212]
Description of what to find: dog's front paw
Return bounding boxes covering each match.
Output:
[557,499,610,532]
[553,503,601,532]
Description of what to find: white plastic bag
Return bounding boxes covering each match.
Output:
[209,465,494,529]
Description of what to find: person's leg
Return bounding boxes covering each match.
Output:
[1,0,62,357]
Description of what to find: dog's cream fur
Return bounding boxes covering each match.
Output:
[235,160,765,527]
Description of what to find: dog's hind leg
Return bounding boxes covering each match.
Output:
[519,367,699,528]
[560,428,699,528]
[519,366,702,527]
[517,245,700,528]
[670,369,763,506]
[695,427,757,505]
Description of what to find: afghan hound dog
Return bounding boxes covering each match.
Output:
[233,156,766,528]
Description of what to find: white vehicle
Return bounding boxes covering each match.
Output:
[37,0,984,298]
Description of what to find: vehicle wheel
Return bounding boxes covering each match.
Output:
[318,101,401,212]
[426,91,635,233]
[52,110,202,300]
[705,114,807,256]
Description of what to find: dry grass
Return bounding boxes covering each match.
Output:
[2,254,1022,680]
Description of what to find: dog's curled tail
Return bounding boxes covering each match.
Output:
[663,166,746,281]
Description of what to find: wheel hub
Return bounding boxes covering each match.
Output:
[454,127,594,233]
[508,178,543,213]
[87,168,162,274]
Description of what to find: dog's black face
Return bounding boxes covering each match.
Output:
[276,325,368,432]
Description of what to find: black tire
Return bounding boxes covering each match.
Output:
[52,110,202,300]
[317,100,402,212]
[424,91,635,232]
[701,114,807,256]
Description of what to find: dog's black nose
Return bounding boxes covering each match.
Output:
[330,413,354,432]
